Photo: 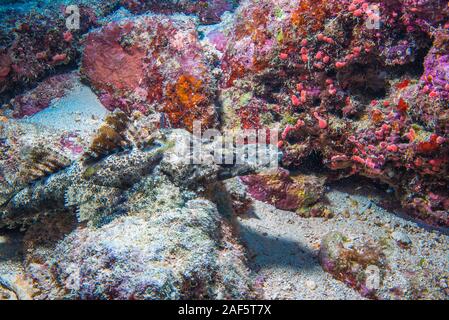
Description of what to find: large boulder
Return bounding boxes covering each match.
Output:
[26,200,253,300]
[81,14,218,131]
[220,0,449,227]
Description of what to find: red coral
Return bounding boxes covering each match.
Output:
[396,79,411,89]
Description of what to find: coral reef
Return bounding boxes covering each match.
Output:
[4,73,77,119]
[120,0,238,24]
[0,0,235,100]
[0,0,117,100]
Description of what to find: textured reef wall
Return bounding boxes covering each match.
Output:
[120,0,238,24]
[219,0,449,228]
[0,0,115,99]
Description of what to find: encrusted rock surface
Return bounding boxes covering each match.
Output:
[217,0,449,228]
[81,14,218,131]
[241,169,329,217]
[25,200,252,300]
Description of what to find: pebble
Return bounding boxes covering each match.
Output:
[391,231,412,247]
[305,280,317,290]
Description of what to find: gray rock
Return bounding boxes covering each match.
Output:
[26,200,253,300]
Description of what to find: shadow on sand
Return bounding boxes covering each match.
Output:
[237,223,319,272]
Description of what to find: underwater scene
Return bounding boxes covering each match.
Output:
[0,0,448,301]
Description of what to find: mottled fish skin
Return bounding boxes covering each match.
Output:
[0,146,166,229]
[0,182,14,207]
[0,129,279,229]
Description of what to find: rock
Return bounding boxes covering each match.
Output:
[4,73,77,119]
[26,199,253,300]
[241,169,327,216]
[0,0,116,98]
[305,280,317,290]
